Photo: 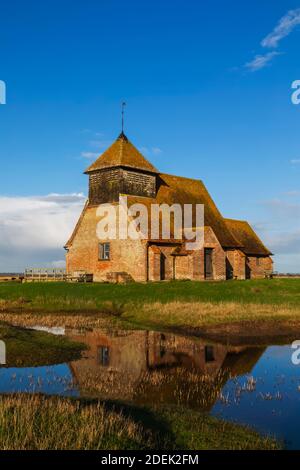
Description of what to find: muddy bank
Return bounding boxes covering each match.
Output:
[172,320,300,346]
[1,310,300,347]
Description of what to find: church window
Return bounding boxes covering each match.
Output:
[99,243,110,260]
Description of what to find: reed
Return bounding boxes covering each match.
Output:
[0,395,147,450]
[0,394,279,450]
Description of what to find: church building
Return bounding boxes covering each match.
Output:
[65,133,273,282]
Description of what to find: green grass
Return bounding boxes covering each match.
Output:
[0,278,300,311]
[1,279,300,333]
[0,395,279,450]
[0,323,86,366]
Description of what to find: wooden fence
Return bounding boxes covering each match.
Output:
[23,269,93,282]
[24,268,66,282]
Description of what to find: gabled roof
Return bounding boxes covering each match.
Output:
[224,218,272,256]
[84,132,158,174]
[127,173,242,249]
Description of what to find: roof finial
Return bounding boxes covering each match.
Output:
[121,101,126,133]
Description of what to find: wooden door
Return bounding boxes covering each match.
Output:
[204,248,213,279]
[160,253,166,280]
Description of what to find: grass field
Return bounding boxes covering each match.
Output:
[1,278,300,309]
[0,279,300,333]
[0,395,279,450]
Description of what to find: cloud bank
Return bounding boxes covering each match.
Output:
[255,195,300,272]
[0,193,86,272]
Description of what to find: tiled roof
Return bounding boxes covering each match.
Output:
[127,173,242,249]
[84,132,158,174]
[224,218,272,256]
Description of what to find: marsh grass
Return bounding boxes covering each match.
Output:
[0,312,118,329]
[126,300,300,330]
[0,297,31,312]
[1,300,300,337]
[0,395,148,450]
[0,394,279,450]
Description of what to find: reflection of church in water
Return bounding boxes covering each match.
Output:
[67,329,264,410]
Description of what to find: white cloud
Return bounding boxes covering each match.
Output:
[290,159,300,164]
[261,8,300,48]
[152,147,163,155]
[139,146,163,156]
[80,129,104,137]
[244,8,300,72]
[257,196,300,272]
[89,140,112,149]
[80,132,111,160]
[50,260,66,268]
[0,193,85,272]
[262,198,300,219]
[285,190,300,196]
[266,230,300,255]
[81,152,99,159]
[245,51,281,71]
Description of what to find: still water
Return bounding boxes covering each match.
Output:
[1,327,300,449]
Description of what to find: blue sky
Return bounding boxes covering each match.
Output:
[1,0,300,271]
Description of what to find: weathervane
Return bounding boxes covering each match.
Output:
[121,101,126,133]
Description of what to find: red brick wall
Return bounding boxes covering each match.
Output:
[226,249,246,280]
[159,246,176,280]
[148,248,160,281]
[148,245,176,281]
[67,208,231,283]
[202,227,226,281]
[247,256,273,279]
[174,227,226,281]
[66,206,147,282]
[174,255,192,280]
